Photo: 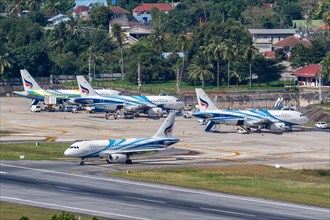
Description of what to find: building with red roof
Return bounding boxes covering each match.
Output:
[132,3,172,23]
[110,6,130,19]
[273,36,311,49]
[294,64,321,87]
[314,23,330,31]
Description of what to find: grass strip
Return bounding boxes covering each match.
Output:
[0,202,107,220]
[0,142,71,160]
[109,164,330,208]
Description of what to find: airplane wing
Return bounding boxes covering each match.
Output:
[99,148,167,156]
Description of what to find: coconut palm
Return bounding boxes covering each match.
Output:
[221,40,237,88]
[149,25,166,53]
[320,52,330,81]
[243,42,257,87]
[188,49,214,88]
[0,52,13,78]
[112,23,126,80]
[45,0,61,16]
[26,0,41,12]
[8,0,25,16]
[48,22,69,52]
[206,39,223,87]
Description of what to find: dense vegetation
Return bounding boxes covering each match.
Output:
[1,0,329,89]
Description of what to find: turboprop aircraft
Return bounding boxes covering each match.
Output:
[14,70,121,105]
[193,88,309,133]
[64,112,179,165]
[73,75,185,116]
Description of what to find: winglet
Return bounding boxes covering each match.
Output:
[76,75,99,97]
[20,69,42,91]
[195,88,219,112]
[152,112,176,138]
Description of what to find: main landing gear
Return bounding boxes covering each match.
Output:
[80,158,87,165]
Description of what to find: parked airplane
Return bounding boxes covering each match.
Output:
[64,112,179,165]
[73,75,185,116]
[14,70,121,105]
[193,88,309,133]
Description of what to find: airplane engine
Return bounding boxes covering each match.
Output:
[147,107,163,117]
[267,123,285,132]
[108,154,128,163]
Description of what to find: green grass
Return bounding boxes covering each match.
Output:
[0,142,71,160]
[109,164,330,208]
[0,202,107,220]
[63,79,297,95]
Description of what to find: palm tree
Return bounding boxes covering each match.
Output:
[177,35,190,89]
[8,0,25,16]
[48,22,68,52]
[320,52,330,81]
[230,70,241,86]
[221,40,236,88]
[26,0,41,12]
[206,39,222,87]
[149,26,166,53]
[111,23,126,80]
[45,0,61,17]
[243,42,257,87]
[187,49,214,88]
[0,52,13,78]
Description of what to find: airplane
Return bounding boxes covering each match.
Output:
[64,112,179,165]
[72,75,185,116]
[193,88,309,133]
[14,70,121,105]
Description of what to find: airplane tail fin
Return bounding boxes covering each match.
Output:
[20,69,42,91]
[195,88,219,112]
[152,112,176,138]
[76,76,99,97]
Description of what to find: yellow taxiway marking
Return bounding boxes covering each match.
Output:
[44,136,57,142]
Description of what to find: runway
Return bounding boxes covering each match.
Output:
[1,161,329,220]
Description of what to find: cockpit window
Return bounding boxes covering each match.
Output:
[176,99,181,102]
[70,146,79,149]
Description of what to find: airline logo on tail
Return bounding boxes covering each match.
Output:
[199,97,209,108]
[80,85,89,95]
[164,123,174,136]
[24,79,33,89]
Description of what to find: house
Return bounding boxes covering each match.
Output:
[294,64,321,87]
[109,6,130,19]
[109,18,153,45]
[47,14,70,26]
[132,3,172,23]
[74,0,108,7]
[273,36,311,49]
[249,29,296,53]
[73,5,90,19]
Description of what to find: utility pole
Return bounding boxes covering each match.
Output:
[176,68,180,93]
[319,73,322,103]
[137,61,141,91]
[88,55,92,83]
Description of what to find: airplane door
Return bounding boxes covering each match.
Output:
[237,120,244,126]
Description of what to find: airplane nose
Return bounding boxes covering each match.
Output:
[64,149,70,156]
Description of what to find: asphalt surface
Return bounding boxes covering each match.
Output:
[1,161,329,220]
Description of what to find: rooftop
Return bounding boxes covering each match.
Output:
[294,64,320,78]
[132,3,172,13]
[273,36,311,48]
[249,29,296,35]
[110,6,130,14]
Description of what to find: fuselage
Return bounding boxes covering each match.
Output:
[15,89,121,101]
[64,138,179,158]
[193,109,309,126]
[73,95,185,111]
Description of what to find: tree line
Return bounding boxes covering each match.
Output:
[0,0,329,89]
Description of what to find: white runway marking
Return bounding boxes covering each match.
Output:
[0,196,151,220]
[1,163,329,213]
[55,186,72,190]
[200,207,256,217]
[123,196,166,204]
[0,171,8,174]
